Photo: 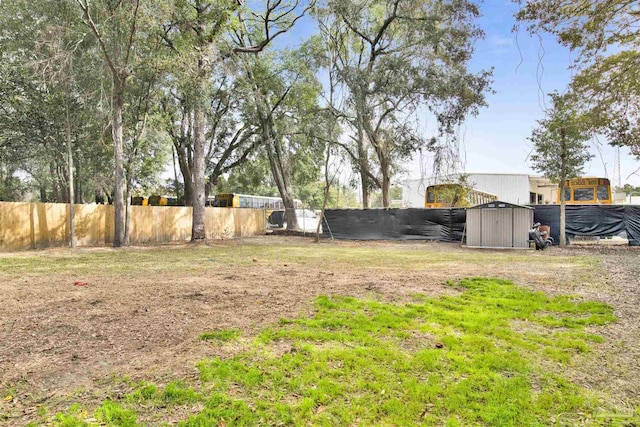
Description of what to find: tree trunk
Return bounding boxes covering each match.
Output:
[559,132,568,248]
[358,143,370,208]
[262,113,299,230]
[560,184,566,248]
[75,171,83,204]
[355,106,370,209]
[124,177,132,246]
[39,184,47,202]
[66,103,75,248]
[172,145,181,202]
[317,141,333,242]
[380,151,391,209]
[112,78,126,247]
[50,162,61,202]
[173,144,193,206]
[191,64,207,241]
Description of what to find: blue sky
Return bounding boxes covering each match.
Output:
[456,0,639,186]
[276,0,640,187]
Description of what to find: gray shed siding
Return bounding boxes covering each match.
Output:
[466,202,533,249]
[513,209,533,248]
[466,209,482,246]
[481,208,513,247]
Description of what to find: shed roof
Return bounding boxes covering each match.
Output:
[469,201,533,210]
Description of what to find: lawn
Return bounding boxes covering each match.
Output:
[0,237,638,426]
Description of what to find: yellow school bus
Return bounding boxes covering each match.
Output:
[212,193,302,210]
[556,178,612,204]
[425,184,498,208]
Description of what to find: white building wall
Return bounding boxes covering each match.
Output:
[399,178,436,208]
[466,174,531,205]
[629,196,640,205]
[400,173,539,208]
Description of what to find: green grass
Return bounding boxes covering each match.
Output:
[0,243,603,289]
[199,328,241,342]
[50,277,638,426]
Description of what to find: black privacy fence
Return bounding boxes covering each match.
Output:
[533,205,640,246]
[323,208,466,242]
[323,206,640,246]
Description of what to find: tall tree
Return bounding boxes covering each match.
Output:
[160,75,259,207]
[75,0,154,247]
[160,0,311,241]
[235,38,325,230]
[318,0,491,207]
[515,0,640,159]
[529,92,593,247]
[0,0,111,206]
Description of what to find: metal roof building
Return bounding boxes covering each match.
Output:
[399,173,556,207]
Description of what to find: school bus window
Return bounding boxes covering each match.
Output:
[573,188,594,201]
[597,186,609,200]
[427,191,435,203]
[563,187,571,201]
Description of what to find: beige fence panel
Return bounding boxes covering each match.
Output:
[0,202,265,251]
[236,208,266,237]
[0,202,35,250]
[207,207,236,239]
[0,202,69,250]
[156,206,192,243]
[128,205,156,244]
[75,204,107,246]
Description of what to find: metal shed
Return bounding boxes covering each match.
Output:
[466,201,533,249]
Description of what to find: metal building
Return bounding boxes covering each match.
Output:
[399,173,556,208]
[466,201,533,249]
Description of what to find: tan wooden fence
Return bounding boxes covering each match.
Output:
[0,202,266,251]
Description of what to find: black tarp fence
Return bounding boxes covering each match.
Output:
[533,205,640,246]
[324,206,640,246]
[323,208,466,241]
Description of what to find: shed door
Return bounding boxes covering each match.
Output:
[481,208,513,248]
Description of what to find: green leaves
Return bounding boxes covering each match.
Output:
[515,0,640,158]
[318,0,491,206]
[528,92,593,183]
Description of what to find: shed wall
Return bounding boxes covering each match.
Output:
[466,205,532,248]
[513,209,533,248]
[481,208,513,247]
[466,208,482,246]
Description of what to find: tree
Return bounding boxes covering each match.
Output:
[529,93,593,247]
[622,184,640,197]
[160,74,260,208]
[75,0,155,247]
[159,0,312,242]
[317,0,491,207]
[234,38,326,230]
[0,0,112,207]
[514,0,640,158]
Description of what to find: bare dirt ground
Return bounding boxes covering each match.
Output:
[0,237,638,425]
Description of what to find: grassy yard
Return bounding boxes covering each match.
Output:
[0,238,638,426]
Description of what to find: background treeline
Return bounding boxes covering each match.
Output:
[0,0,493,244]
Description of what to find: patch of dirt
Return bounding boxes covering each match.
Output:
[558,249,640,410]
[0,238,637,424]
[0,239,458,425]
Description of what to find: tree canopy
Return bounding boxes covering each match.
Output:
[515,0,640,157]
[0,0,493,240]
